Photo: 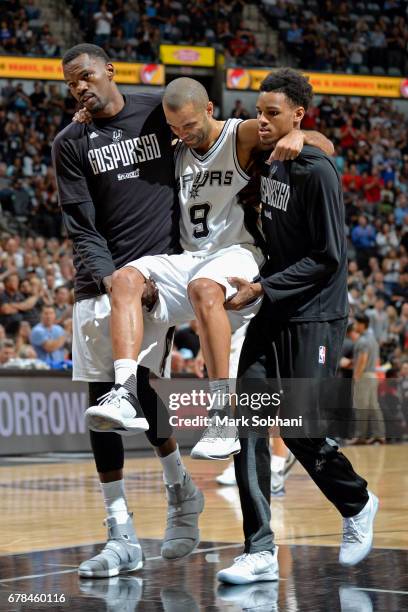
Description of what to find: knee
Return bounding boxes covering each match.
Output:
[188,278,225,311]
[111,267,145,298]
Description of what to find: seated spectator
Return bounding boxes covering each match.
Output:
[24,0,41,21]
[14,319,31,355]
[230,99,250,120]
[376,223,399,258]
[54,286,73,325]
[174,320,200,358]
[362,168,383,205]
[19,275,45,327]
[286,22,303,56]
[394,194,408,226]
[31,305,66,366]
[348,33,367,72]
[351,215,377,272]
[0,272,30,336]
[391,268,408,310]
[0,338,16,365]
[343,164,364,193]
[93,3,113,47]
[340,118,360,150]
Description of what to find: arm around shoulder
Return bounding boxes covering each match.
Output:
[302,130,334,156]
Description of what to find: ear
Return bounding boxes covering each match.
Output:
[207,101,214,117]
[106,62,115,81]
[293,106,305,125]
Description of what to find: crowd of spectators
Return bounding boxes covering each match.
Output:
[1,76,408,435]
[0,80,76,239]
[0,0,60,57]
[301,96,408,369]
[0,234,74,369]
[0,82,74,371]
[262,0,408,75]
[66,0,274,66]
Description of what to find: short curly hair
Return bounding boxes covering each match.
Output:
[259,68,313,110]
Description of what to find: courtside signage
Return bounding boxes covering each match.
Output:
[0,56,165,85]
[226,68,408,99]
[160,45,215,67]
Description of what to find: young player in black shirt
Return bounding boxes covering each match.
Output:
[218,69,379,585]
[52,44,203,578]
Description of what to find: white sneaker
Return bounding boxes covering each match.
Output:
[217,548,279,585]
[85,384,149,437]
[216,462,236,485]
[339,491,379,566]
[190,413,240,460]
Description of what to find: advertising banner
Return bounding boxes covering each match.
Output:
[0,56,165,85]
[0,374,196,454]
[226,67,408,99]
[160,45,215,67]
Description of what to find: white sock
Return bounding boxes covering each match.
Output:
[271,454,286,473]
[101,479,129,524]
[159,446,186,485]
[114,359,138,395]
[209,379,230,412]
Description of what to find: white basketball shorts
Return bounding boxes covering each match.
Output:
[72,294,173,382]
[125,244,264,332]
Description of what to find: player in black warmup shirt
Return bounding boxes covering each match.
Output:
[52,44,204,578]
[217,69,379,586]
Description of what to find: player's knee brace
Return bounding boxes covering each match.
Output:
[137,366,173,447]
[88,382,125,473]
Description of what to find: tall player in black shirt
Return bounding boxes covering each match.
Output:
[52,44,204,578]
[218,69,379,585]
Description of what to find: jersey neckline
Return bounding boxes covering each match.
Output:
[188,119,232,162]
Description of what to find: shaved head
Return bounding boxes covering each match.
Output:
[163,78,209,111]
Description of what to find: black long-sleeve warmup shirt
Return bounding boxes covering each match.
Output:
[258,145,349,322]
[52,93,180,302]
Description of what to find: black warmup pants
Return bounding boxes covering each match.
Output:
[234,309,369,554]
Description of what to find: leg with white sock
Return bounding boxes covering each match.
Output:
[84,267,150,435]
[78,383,143,578]
[135,369,205,560]
[101,479,129,525]
[188,278,240,460]
[156,441,205,559]
[270,437,288,497]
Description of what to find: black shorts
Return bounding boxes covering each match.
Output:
[237,314,350,437]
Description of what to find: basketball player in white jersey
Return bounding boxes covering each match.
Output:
[85,78,333,460]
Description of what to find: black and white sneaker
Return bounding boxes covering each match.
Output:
[85,384,149,436]
[190,409,240,460]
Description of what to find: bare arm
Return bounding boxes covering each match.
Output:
[0,303,18,315]
[15,295,39,312]
[236,119,334,168]
[302,130,334,156]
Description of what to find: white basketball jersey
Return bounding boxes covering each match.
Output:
[174,118,255,255]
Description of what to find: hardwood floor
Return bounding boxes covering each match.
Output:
[0,444,406,555]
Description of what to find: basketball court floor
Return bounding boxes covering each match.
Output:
[0,444,407,611]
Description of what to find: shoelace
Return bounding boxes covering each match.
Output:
[342,517,364,543]
[200,417,228,443]
[97,387,129,407]
[233,552,271,568]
